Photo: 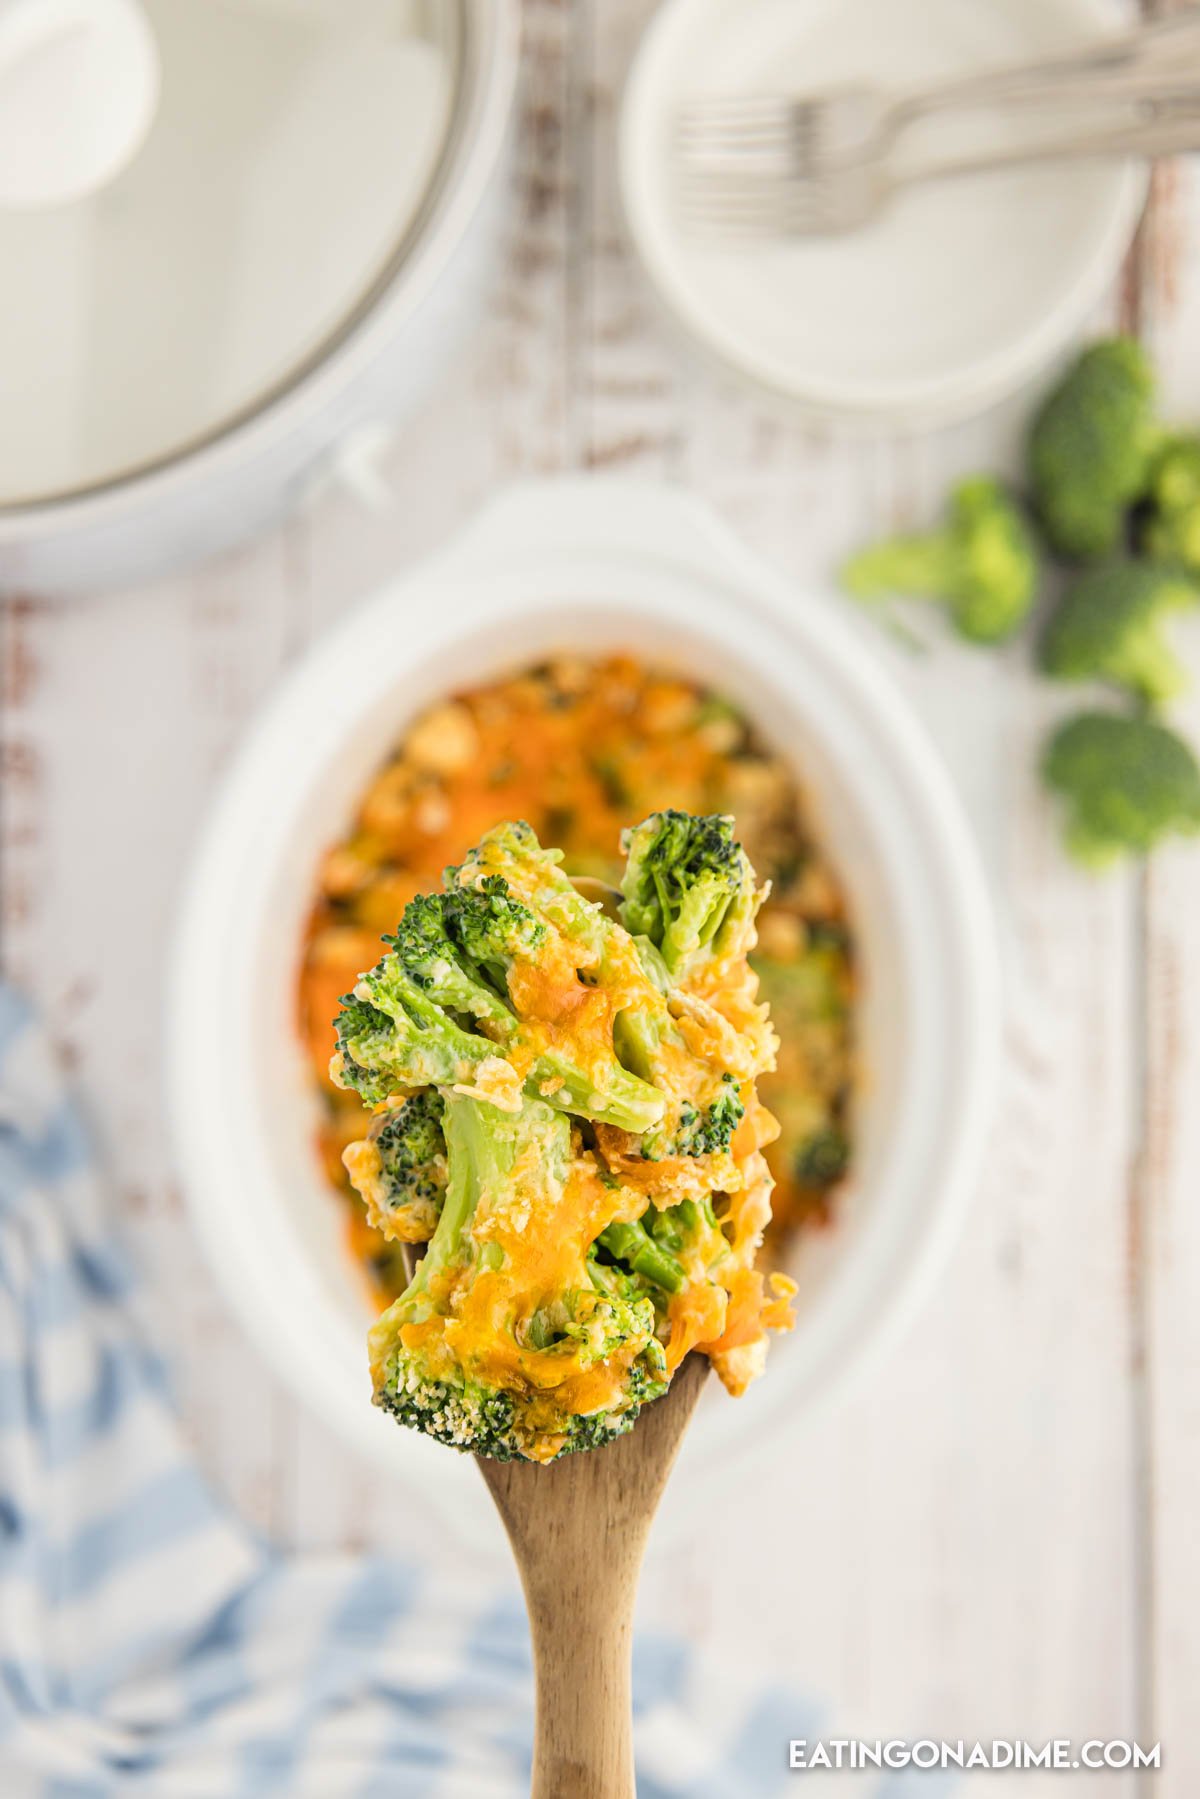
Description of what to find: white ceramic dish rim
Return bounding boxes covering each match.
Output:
[166,478,1001,1543]
[618,0,1147,425]
[0,0,520,542]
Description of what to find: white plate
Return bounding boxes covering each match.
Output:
[167,480,1001,1544]
[620,0,1146,425]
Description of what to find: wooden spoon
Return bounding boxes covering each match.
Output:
[402,873,709,1795]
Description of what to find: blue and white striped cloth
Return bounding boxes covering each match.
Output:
[0,986,813,1797]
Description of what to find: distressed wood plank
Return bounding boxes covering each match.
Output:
[1135,137,1200,1795]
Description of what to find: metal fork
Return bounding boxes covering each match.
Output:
[680,109,1200,239]
[677,10,1200,176]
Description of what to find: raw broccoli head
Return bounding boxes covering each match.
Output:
[1042,711,1200,867]
[1143,435,1200,575]
[841,477,1039,645]
[368,1095,669,1462]
[619,810,759,975]
[1028,337,1159,559]
[1039,561,1198,704]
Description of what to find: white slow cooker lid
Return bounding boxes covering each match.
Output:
[0,0,461,507]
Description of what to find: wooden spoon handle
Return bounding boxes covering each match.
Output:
[479,1358,709,1799]
[523,1549,638,1799]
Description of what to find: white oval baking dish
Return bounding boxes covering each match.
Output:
[167,478,1001,1543]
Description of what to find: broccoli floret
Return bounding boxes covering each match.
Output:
[375,1362,672,1461]
[614,813,761,1161]
[449,819,614,966]
[369,1095,668,1461]
[1039,561,1198,704]
[346,1090,448,1242]
[1042,711,1200,867]
[620,810,759,977]
[375,1091,446,1193]
[841,477,1039,645]
[1143,435,1200,575]
[1028,338,1160,558]
[388,883,540,1026]
[665,1075,745,1159]
[333,860,665,1134]
[794,1125,851,1189]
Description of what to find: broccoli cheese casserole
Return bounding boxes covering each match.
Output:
[334,812,793,1461]
[299,655,854,1307]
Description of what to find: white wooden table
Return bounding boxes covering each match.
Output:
[3,3,1200,1791]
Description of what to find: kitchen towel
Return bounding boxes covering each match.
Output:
[0,984,828,1798]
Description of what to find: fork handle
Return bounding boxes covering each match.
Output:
[896,11,1200,123]
[907,107,1200,186]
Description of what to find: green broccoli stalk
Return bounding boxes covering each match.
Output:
[368,1094,668,1461]
[596,1219,685,1294]
[840,477,1040,645]
[334,872,665,1134]
[599,1198,735,1303]
[1028,337,1160,559]
[1039,561,1199,704]
[1143,435,1200,575]
[644,1197,732,1281]
[1042,712,1200,867]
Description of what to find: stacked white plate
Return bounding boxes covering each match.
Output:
[620,0,1145,425]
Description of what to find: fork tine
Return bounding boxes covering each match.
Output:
[678,121,795,144]
[676,98,798,148]
[676,124,798,156]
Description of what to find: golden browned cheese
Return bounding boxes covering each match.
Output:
[299,655,855,1310]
